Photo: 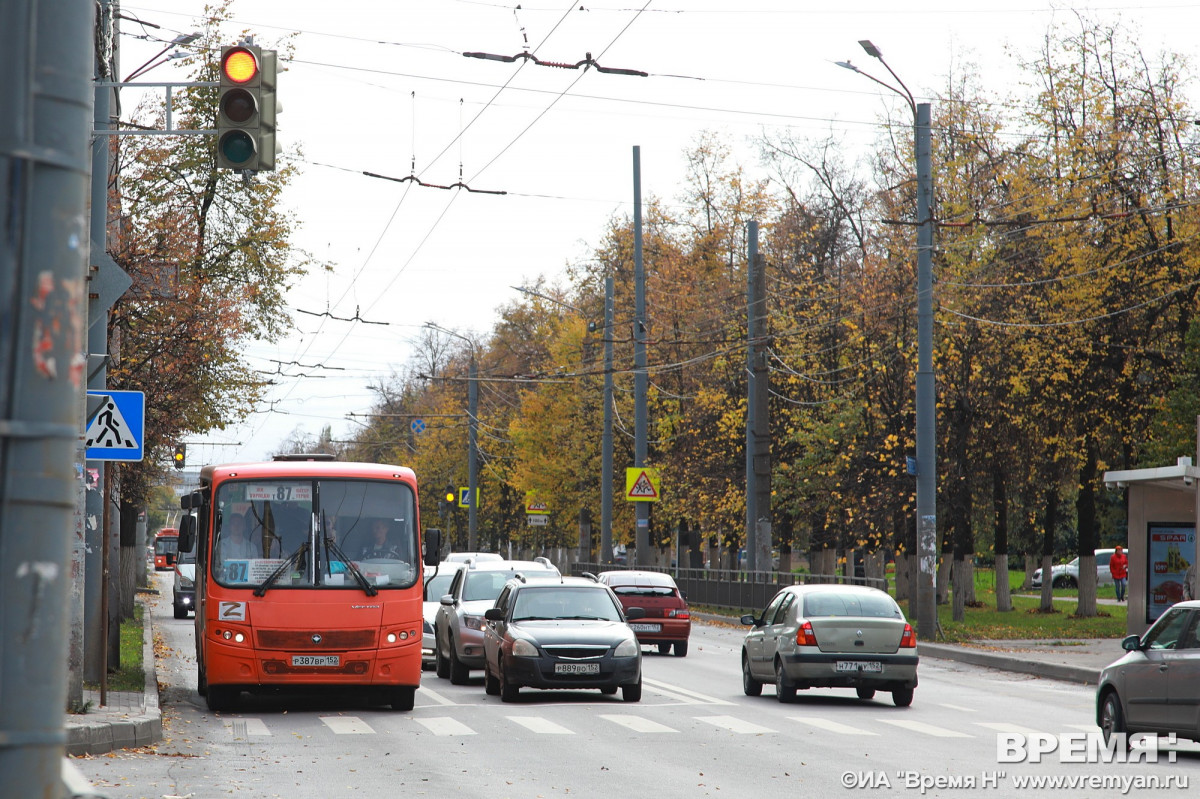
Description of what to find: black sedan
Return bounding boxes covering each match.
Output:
[482,576,645,702]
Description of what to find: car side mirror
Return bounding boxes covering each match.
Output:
[1122,633,1143,652]
[740,614,761,627]
[440,594,455,606]
[625,607,646,621]
[484,608,505,622]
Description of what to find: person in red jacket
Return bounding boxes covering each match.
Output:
[1110,545,1129,602]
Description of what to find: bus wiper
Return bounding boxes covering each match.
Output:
[254,543,308,597]
[324,536,378,597]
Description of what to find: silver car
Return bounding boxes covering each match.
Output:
[741,584,919,707]
[434,558,560,684]
[422,562,465,669]
[1097,600,1200,745]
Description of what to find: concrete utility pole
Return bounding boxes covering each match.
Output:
[467,355,478,549]
[0,0,96,795]
[745,222,771,572]
[601,276,615,565]
[632,147,651,566]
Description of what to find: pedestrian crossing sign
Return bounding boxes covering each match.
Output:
[625,467,661,502]
[85,390,145,462]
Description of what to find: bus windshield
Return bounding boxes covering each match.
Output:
[212,477,417,590]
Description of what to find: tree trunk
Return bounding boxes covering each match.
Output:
[994,467,1012,611]
[952,559,966,621]
[1075,436,1100,618]
[1040,486,1059,612]
[995,553,1012,612]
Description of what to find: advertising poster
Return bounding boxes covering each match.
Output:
[1147,523,1195,622]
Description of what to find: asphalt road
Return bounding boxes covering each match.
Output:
[76,581,1200,799]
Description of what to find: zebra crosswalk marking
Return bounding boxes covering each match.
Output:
[508,716,574,734]
[320,716,375,735]
[599,714,676,733]
[415,716,477,736]
[697,715,775,734]
[878,719,972,738]
[790,716,878,736]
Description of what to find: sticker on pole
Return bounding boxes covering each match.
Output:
[625,468,661,502]
[85,390,145,462]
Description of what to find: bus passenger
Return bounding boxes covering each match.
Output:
[358,519,400,560]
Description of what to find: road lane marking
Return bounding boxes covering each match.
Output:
[642,677,734,706]
[228,718,271,737]
[938,703,978,712]
[696,715,774,734]
[878,719,972,738]
[508,716,575,734]
[417,686,458,706]
[414,716,476,736]
[789,717,878,735]
[600,714,677,733]
[320,716,375,735]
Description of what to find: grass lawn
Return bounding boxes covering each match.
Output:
[83,602,145,693]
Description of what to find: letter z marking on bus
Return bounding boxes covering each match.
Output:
[220,601,246,621]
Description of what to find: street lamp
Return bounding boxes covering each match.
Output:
[123,32,201,82]
[425,322,479,550]
[838,40,937,640]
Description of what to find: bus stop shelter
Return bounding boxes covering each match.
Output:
[1103,456,1200,636]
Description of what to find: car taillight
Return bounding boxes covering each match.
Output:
[796,621,818,647]
[899,623,916,648]
[667,609,690,619]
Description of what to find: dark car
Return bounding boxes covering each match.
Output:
[1097,600,1200,745]
[482,575,646,702]
[741,584,919,706]
[597,570,691,656]
[172,547,196,619]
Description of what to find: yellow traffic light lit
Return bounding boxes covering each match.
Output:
[222,47,259,84]
[173,444,186,470]
[216,45,278,171]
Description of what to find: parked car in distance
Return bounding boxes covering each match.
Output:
[1097,599,1200,745]
[444,551,504,564]
[741,584,919,707]
[172,547,196,619]
[1032,548,1117,589]
[422,562,466,670]
[596,571,691,656]
[482,575,645,702]
[434,558,561,684]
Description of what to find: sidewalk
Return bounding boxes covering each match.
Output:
[64,592,162,757]
[920,637,1123,685]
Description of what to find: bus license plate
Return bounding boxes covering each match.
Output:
[554,662,600,675]
[292,655,340,667]
[836,660,882,673]
[629,623,661,633]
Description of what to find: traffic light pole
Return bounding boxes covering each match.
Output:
[633,147,650,566]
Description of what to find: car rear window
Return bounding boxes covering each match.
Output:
[611,585,676,598]
[803,592,901,619]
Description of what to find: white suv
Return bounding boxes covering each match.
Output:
[1032,548,1117,589]
[433,558,559,684]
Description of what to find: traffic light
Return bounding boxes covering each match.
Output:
[216,45,277,171]
[173,444,186,470]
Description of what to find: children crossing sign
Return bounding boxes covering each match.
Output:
[625,467,661,502]
[85,390,145,462]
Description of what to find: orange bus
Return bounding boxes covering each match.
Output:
[177,454,441,712]
[153,527,180,571]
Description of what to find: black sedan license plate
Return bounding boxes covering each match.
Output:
[292,655,340,667]
[554,662,600,675]
[836,660,882,673]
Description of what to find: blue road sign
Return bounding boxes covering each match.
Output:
[85,390,145,461]
[411,418,426,434]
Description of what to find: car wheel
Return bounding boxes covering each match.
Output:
[499,664,519,703]
[622,678,642,703]
[657,643,671,655]
[674,641,688,657]
[1100,691,1126,746]
[389,686,415,711]
[600,686,618,695]
[434,631,450,679]
[856,687,876,701]
[173,603,187,620]
[1053,575,1076,589]
[448,638,470,685]
[484,664,500,696]
[742,652,762,697]
[206,684,239,713]
[892,687,914,707]
[774,659,796,703]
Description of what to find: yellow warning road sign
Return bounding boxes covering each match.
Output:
[625,468,661,502]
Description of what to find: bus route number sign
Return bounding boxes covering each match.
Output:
[245,483,312,502]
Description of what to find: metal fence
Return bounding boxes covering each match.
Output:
[570,562,888,612]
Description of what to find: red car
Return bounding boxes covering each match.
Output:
[598,571,691,657]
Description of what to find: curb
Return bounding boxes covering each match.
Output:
[904,642,1100,686]
[64,594,163,756]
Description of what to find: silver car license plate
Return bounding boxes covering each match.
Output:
[836,660,882,673]
[629,623,661,633]
[292,655,340,667]
[554,662,600,675]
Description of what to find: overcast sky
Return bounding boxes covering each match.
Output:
[115,0,1200,466]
